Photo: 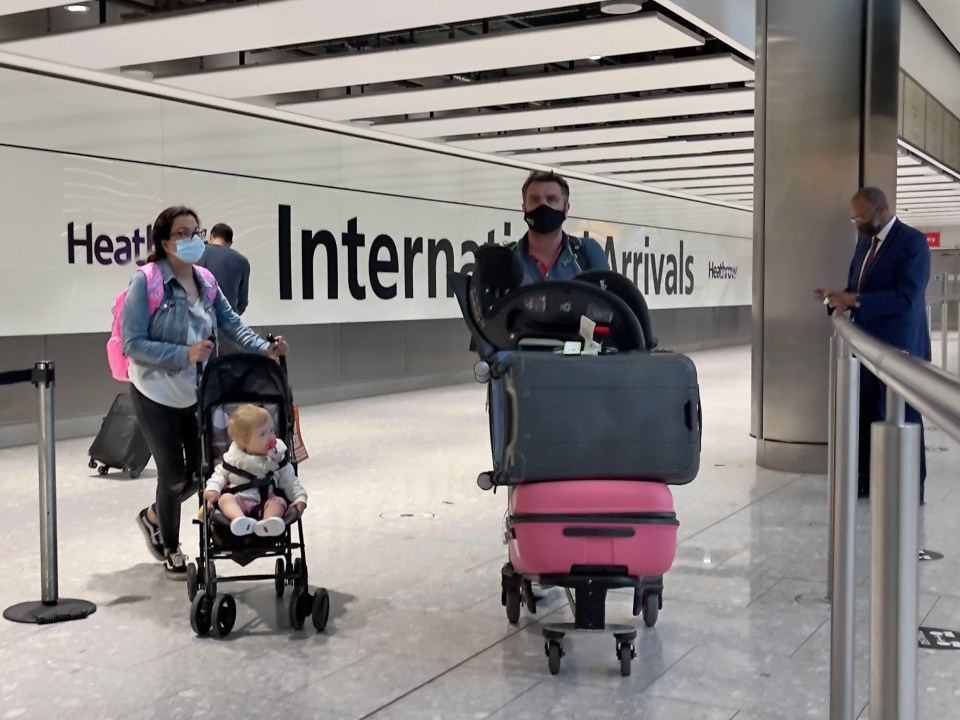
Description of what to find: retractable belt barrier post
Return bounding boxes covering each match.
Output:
[2,361,96,625]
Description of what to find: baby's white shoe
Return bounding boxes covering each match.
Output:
[254,517,285,537]
[230,516,256,536]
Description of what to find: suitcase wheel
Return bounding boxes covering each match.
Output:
[87,459,97,469]
[545,639,563,675]
[97,465,109,476]
[642,592,660,628]
[123,466,142,479]
[617,642,635,677]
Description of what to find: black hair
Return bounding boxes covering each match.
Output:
[852,186,890,210]
[521,170,570,203]
[210,223,234,244]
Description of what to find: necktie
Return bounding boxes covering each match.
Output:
[858,237,879,291]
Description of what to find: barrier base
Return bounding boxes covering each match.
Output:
[3,598,96,625]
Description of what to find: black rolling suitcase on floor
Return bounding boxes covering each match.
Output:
[87,392,151,478]
[487,351,701,486]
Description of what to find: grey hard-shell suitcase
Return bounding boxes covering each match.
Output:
[87,392,151,478]
[487,351,701,486]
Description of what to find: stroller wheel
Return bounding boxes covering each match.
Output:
[505,586,521,624]
[212,594,237,638]
[642,592,660,628]
[274,558,286,598]
[206,560,218,599]
[97,465,109,476]
[618,643,635,677]
[190,593,212,637]
[522,579,537,614]
[87,459,97,469]
[293,558,308,588]
[546,640,563,675]
[186,563,198,601]
[288,587,307,630]
[312,588,330,632]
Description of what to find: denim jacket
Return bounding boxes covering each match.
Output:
[122,259,267,372]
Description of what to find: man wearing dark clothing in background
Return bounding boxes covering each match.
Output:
[197,223,251,315]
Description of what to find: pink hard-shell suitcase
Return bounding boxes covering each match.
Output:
[507,480,678,578]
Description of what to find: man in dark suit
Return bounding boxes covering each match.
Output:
[816,186,931,503]
[197,223,251,315]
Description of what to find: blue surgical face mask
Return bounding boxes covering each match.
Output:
[173,235,205,264]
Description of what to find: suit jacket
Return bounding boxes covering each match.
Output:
[845,218,931,360]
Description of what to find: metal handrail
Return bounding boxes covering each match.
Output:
[828,313,960,720]
[833,315,960,444]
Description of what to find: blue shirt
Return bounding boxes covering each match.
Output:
[515,232,609,285]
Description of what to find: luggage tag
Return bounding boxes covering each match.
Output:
[579,316,601,355]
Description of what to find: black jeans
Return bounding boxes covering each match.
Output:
[130,385,199,552]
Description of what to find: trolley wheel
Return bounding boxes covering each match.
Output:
[505,586,521,624]
[293,557,307,588]
[211,594,237,638]
[288,586,307,630]
[642,592,659,628]
[274,558,286,598]
[522,579,537,614]
[97,465,109,476]
[312,588,331,632]
[87,459,97,469]
[618,643,635,677]
[546,640,563,675]
[128,468,141,479]
[206,560,218,599]
[190,593,212,636]
[186,563,198,602]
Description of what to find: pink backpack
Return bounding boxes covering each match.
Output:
[107,263,218,382]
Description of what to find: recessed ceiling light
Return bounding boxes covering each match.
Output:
[65,4,89,11]
[600,1,644,15]
[589,54,603,61]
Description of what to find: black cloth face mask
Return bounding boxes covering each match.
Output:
[524,204,566,234]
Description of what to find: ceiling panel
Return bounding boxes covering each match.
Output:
[450,115,754,152]
[374,89,756,139]
[652,175,755,189]
[0,0,583,69]
[280,54,754,121]
[511,135,754,164]
[593,152,755,174]
[0,0,72,14]
[895,182,960,191]
[616,165,755,182]
[898,174,954,185]
[160,14,702,99]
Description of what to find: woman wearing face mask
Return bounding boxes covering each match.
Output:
[123,205,288,576]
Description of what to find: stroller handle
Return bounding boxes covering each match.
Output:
[266,333,288,377]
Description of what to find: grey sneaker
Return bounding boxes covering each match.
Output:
[163,546,188,578]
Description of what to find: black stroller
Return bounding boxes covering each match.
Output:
[186,352,329,638]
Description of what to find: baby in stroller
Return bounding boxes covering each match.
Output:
[203,404,307,537]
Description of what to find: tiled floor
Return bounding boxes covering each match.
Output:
[1,345,958,719]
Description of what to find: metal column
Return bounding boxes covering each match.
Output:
[940,300,948,369]
[830,340,859,720]
[869,390,919,720]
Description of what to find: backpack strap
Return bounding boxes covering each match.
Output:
[138,263,165,316]
[194,265,219,304]
[566,234,592,272]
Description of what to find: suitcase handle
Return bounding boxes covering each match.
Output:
[685,389,702,443]
[562,527,636,538]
